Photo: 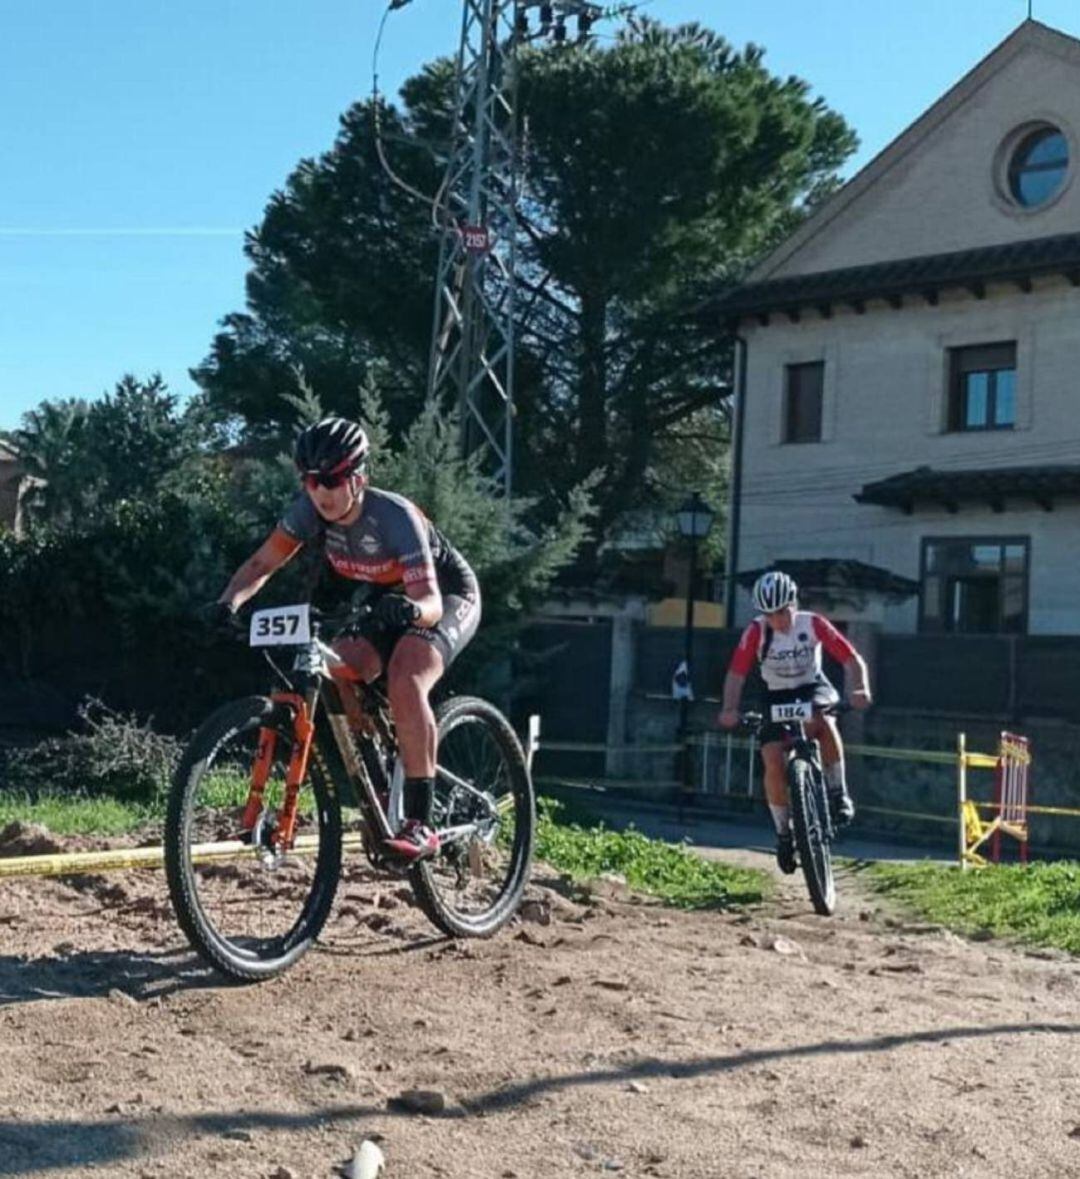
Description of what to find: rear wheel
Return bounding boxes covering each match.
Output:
[789,756,835,916]
[410,695,535,938]
[164,696,342,982]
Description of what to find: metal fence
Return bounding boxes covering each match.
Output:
[535,726,1080,861]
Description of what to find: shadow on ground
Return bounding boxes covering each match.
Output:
[1,1019,1076,1175]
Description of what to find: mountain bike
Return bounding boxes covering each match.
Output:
[164,600,535,982]
[742,702,848,916]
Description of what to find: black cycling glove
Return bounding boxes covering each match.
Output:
[374,593,420,629]
[200,600,238,631]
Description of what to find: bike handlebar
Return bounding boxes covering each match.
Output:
[308,602,374,635]
[203,600,376,644]
[738,701,854,729]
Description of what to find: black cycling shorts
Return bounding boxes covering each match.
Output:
[758,676,839,745]
[358,588,481,671]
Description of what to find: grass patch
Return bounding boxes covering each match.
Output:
[0,789,770,912]
[0,791,157,838]
[868,860,1080,955]
[535,798,769,909]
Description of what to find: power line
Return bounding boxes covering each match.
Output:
[425,0,623,501]
[371,1,447,223]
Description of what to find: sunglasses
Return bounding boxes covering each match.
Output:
[301,470,353,492]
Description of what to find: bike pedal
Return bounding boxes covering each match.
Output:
[369,850,414,877]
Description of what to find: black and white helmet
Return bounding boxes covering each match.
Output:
[294,417,369,478]
[752,570,798,614]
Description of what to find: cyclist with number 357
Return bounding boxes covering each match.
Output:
[718,571,871,874]
[215,417,481,864]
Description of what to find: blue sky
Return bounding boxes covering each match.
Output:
[0,0,1071,430]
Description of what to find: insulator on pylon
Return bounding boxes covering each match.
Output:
[553,16,567,42]
[577,11,593,38]
[539,2,553,28]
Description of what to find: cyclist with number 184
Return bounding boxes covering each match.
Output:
[718,572,871,874]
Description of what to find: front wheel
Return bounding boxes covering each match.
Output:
[788,756,835,916]
[410,695,535,938]
[164,696,343,982]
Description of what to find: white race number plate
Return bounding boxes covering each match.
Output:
[249,604,311,647]
[770,700,813,723]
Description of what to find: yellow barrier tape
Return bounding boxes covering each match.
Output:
[0,844,168,878]
[971,801,1080,819]
[846,743,958,766]
[538,779,961,826]
[859,804,956,826]
[703,740,960,766]
[684,736,961,766]
[963,800,985,847]
[541,738,965,767]
[541,741,684,754]
[541,737,1007,770]
[0,833,367,880]
[535,774,681,793]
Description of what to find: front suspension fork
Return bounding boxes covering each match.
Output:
[241,692,318,853]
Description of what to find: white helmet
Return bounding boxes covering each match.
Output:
[752,570,798,614]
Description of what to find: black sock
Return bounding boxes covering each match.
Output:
[404,777,434,823]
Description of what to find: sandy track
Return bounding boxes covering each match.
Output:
[0,850,1078,1179]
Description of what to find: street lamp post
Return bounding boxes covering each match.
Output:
[675,493,714,808]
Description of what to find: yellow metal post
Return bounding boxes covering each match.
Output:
[957,731,968,870]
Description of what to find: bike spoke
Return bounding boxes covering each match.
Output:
[790,759,835,916]
[421,711,523,922]
[180,719,328,957]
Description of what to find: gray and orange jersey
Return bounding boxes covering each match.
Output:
[279,486,476,595]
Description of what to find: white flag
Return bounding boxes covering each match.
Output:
[672,659,693,701]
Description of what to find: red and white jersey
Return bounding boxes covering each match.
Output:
[729,611,856,692]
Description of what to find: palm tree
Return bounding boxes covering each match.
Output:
[12,398,92,526]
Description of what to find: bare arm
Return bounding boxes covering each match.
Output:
[218,528,303,611]
[718,670,746,728]
[844,651,872,706]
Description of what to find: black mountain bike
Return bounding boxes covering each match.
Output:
[743,702,848,916]
[164,601,535,982]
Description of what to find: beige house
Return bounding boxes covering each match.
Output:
[717,19,1080,635]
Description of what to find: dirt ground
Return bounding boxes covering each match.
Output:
[1,836,1079,1179]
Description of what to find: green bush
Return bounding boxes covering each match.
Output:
[2,700,182,806]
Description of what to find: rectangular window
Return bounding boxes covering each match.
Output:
[919,537,1029,634]
[784,361,823,443]
[948,342,1016,431]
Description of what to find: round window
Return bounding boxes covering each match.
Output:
[1007,127,1069,207]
